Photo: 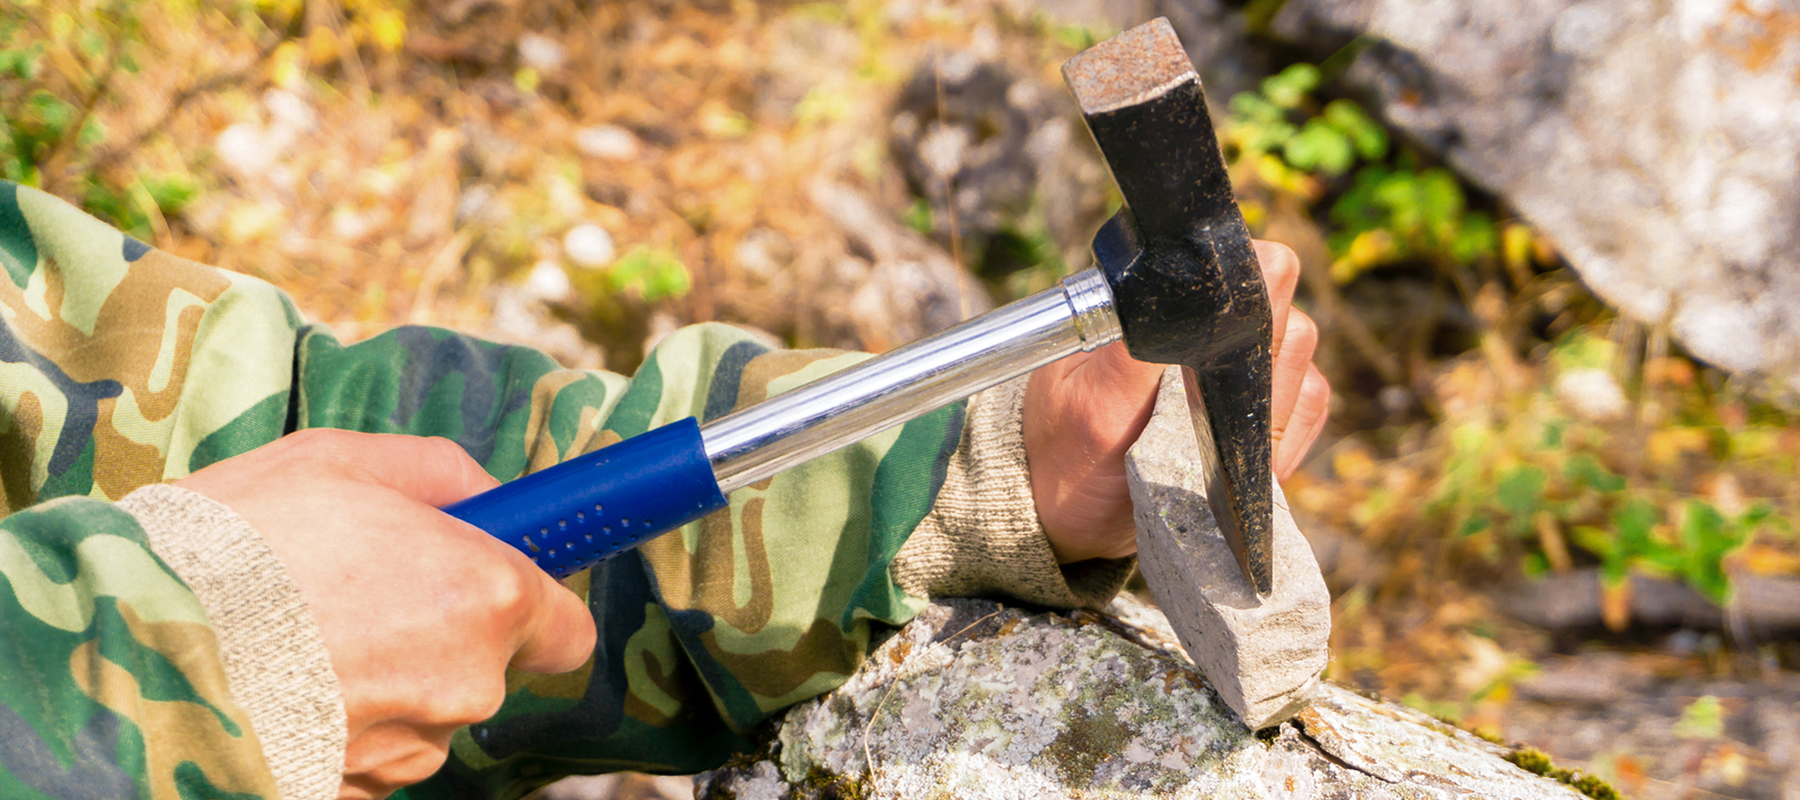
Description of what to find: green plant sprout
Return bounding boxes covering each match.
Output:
[0,1,214,240]
[607,245,692,302]
[1425,327,1788,604]
[1221,62,1497,283]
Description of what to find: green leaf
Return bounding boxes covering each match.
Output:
[1523,551,1549,577]
[1372,171,1425,238]
[1261,64,1319,109]
[902,197,932,235]
[1674,696,1724,740]
[1450,211,1498,262]
[1329,167,1392,230]
[78,118,106,148]
[1248,121,1298,153]
[1050,22,1099,51]
[1564,454,1625,493]
[1495,464,1548,519]
[1458,514,1492,537]
[1550,328,1620,373]
[1680,501,1742,604]
[1416,169,1465,245]
[1285,120,1355,175]
[1540,416,1567,450]
[78,31,107,61]
[143,173,199,215]
[1228,91,1284,125]
[607,245,690,301]
[0,45,43,79]
[1323,99,1387,159]
[27,91,74,137]
[1613,498,1658,553]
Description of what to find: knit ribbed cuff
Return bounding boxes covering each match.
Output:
[119,484,346,800]
[892,376,1135,609]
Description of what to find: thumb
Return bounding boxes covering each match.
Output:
[507,565,598,674]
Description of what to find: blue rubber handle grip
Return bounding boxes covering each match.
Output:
[444,417,728,578]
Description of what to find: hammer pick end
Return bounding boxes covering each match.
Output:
[1184,364,1275,596]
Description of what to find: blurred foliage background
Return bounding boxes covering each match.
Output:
[5,0,1798,794]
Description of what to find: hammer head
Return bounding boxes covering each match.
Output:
[1062,19,1275,594]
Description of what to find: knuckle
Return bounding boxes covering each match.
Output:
[1298,370,1333,415]
[1282,313,1321,355]
[283,427,363,465]
[425,678,508,727]
[1258,241,1301,285]
[365,746,452,794]
[482,565,537,620]
[422,435,471,463]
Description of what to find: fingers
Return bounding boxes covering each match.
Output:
[1254,238,1329,479]
[506,562,598,674]
[1255,239,1300,355]
[341,721,459,800]
[1269,310,1319,448]
[1274,363,1331,480]
[411,510,595,674]
[280,428,501,507]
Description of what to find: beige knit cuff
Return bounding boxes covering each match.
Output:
[119,484,346,800]
[891,376,1135,609]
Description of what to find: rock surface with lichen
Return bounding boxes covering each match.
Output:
[694,595,1596,799]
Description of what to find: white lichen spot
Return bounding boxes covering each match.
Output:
[731,762,789,800]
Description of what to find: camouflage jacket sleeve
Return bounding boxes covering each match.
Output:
[1,179,1003,797]
[1,180,313,799]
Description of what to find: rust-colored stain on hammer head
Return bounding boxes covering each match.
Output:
[1061,17,1196,115]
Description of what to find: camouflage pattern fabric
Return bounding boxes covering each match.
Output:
[0,180,965,799]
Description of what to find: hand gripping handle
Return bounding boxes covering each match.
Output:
[444,417,728,578]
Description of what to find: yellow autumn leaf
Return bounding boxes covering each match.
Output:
[1501,222,1533,275]
[1333,446,1377,482]
[369,7,406,52]
[268,40,305,89]
[1647,427,1710,466]
[307,25,339,65]
[1735,544,1800,576]
[1238,199,1267,231]
[1348,228,1394,268]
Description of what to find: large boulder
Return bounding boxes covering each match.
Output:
[1265,0,1800,392]
[694,596,1598,798]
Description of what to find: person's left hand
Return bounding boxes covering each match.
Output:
[1023,240,1331,564]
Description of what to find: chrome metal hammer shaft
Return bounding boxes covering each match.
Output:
[448,17,1275,593]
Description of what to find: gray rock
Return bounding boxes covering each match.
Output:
[1270,0,1800,393]
[695,596,1593,798]
[808,180,993,348]
[1126,367,1331,729]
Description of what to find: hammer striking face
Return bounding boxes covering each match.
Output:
[1063,19,1276,594]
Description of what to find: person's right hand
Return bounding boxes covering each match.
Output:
[176,429,597,800]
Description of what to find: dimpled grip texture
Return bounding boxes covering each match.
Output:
[445,417,728,578]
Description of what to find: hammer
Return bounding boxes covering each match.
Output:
[446,18,1276,595]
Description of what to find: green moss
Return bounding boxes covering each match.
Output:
[801,765,872,800]
[1504,747,1621,800]
[1470,726,1507,745]
[1046,708,1131,786]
